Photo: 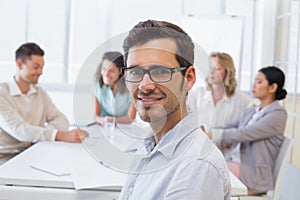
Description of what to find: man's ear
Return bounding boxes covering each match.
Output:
[184,66,196,91]
[16,59,23,70]
[269,83,278,93]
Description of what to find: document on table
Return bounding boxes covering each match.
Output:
[30,164,70,177]
[70,140,128,190]
[71,160,127,190]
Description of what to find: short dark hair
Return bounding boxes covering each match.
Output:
[259,66,287,100]
[15,42,44,61]
[122,20,194,75]
[95,51,127,94]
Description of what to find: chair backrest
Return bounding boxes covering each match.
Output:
[279,163,300,200]
[272,136,293,200]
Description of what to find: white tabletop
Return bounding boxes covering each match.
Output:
[0,141,126,189]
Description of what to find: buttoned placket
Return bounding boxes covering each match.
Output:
[124,155,152,200]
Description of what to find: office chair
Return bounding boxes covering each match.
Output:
[279,163,300,199]
[239,136,293,200]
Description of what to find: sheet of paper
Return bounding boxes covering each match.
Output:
[70,155,127,190]
[30,165,70,177]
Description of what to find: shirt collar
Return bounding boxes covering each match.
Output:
[8,77,37,96]
[255,106,261,113]
[217,93,230,102]
[141,112,199,159]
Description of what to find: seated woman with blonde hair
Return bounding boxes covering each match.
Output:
[188,52,251,161]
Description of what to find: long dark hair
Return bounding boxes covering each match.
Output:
[95,51,127,94]
[259,66,287,100]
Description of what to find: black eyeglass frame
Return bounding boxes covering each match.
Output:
[121,66,189,83]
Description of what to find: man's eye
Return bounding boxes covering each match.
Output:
[152,68,170,75]
[130,69,143,76]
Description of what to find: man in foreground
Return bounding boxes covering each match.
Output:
[118,20,230,199]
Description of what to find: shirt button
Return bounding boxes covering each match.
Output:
[128,187,133,193]
[143,158,149,163]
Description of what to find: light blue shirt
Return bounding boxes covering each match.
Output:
[95,83,131,117]
[118,113,231,200]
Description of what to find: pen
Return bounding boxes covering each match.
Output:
[71,122,100,127]
[86,122,100,127]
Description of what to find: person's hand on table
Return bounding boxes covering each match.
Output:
[55,129,89,143]
[96,116,115,126]
[96,116,105,126]
[221,143,234,149]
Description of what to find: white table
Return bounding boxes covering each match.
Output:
[0,141,122,200]
[0,186,120,200]
[0,128,247,199]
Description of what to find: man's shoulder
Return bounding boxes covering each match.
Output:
[0,82,9,90]
[183,131,228,173]
[0,82,9,95]
[198,133,226,163]
[176,132,230,185]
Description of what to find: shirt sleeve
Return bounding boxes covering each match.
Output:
[220,108,287,144]
[164,158,231,200]
[211,115,240,145]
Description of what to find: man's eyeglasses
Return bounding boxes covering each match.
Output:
[122,65,188,83]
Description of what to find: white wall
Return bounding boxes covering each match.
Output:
[0,0,255,123]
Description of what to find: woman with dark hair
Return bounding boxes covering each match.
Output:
[207,66,288,195]
[94,51,136,126]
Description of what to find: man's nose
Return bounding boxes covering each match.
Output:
[139,73,155,92]
[38,68,43,75]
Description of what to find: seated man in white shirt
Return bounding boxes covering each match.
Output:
[0,42,88,164]
[118,20,230,200]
